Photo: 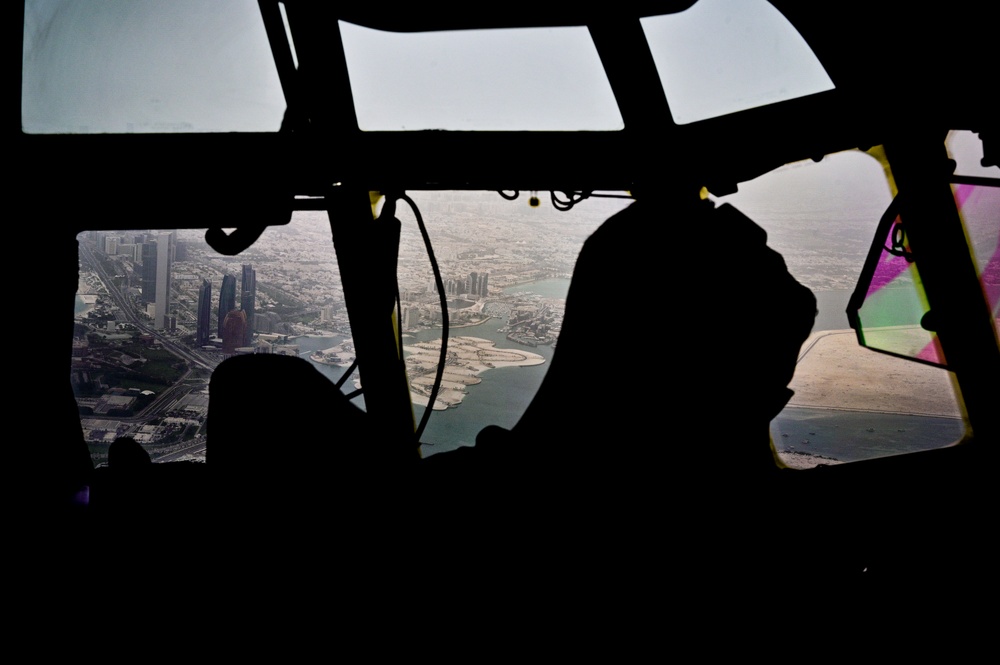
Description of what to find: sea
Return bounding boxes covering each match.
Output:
[293,282,967,465]
[293,279,565,457]
[75,279,966,465]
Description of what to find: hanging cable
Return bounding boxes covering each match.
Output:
[499,190,633,211]
[397,193,449,443]
[880,196,915,263]
[551,190,592,211]
[550,190,634,211]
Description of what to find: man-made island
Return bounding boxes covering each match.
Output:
[310,339,355,367]
[405,336,545,410]
[311,336,545,411]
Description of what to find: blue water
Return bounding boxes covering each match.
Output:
[293,283,965,463]
[296,321,556,456]
[770,407,965,465]
[294,279,570,455]
[410,284,963,462]
[407,322,556,455]
[75,295,92,315]
[502,278,571,299]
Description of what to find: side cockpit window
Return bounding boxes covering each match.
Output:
[713,149,969,468]
[73,194,633,467]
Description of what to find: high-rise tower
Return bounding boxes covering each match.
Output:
[196,279,212,346]
[241,264,256,347]
[139,238,156,304]
[222,309,247,355]
[218,274,237,338]
[140,240,157,304]
[153,232,174,329]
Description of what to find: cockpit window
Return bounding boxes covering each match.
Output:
[21,0,285,133]
[72,193,632,466]
[641,0,835,124]
[339,22,625,131]
[713,149,967,468]
[954,183,1000,343]
[849,136,999,364]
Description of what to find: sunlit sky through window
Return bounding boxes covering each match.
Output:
[18,1,1000,178]
[23,0,835,133]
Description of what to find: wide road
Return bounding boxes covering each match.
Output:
[79,240,218,372]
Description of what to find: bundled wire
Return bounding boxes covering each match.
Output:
[396,193,449,443]
[498,190,634,211]
[551,190,592,211]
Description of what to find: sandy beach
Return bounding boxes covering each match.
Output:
[788,330,963,418]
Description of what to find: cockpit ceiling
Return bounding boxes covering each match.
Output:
[17,1,996,230]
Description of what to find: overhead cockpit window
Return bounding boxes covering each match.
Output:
[339,22,625,131]
[641,0,835,124]
[21,0,285,133]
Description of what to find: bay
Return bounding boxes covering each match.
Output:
[407,320,556,456]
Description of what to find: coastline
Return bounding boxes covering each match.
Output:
[788,329,962,417]
[771,329,966,469]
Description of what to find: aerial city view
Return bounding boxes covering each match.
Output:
[73,147,988,469]
[73,190,630,466]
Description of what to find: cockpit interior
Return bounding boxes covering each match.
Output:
[18,1,998,584]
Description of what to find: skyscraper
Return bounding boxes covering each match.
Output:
[241,264,256,347]
[140,240,157,305]
[196,278,212,346]
[153,232,174,329]
[222,309,247,355]
[218,274,237,338]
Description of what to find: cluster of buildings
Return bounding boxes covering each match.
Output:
[203,264,257,354]
[444,270,489,299]
[91,229,259,356]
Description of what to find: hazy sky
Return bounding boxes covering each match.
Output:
[18,2,998,176]
[22,0,837,133]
